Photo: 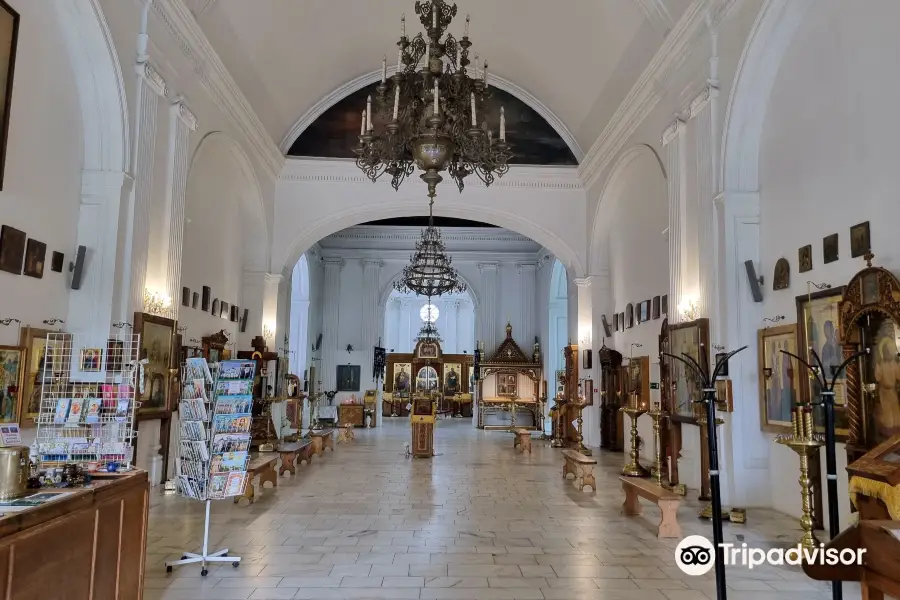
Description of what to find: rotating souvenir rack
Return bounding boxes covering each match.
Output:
[34,333,139,469]
[166,358,256,576]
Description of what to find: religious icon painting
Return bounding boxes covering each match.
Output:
[850,221,871,258]
[798,245,813,273]
[613,313,619,331]
[0,345,24,423]
[192,292,199,309]
[182,287,191,307]
[22,238,45,279]
[652,296,660,320]
[79,348,102,372]
[202,286,211,311]
[823,233,839,264]
[625,304,634,329]
[773,258,790,290]
[661,295,668,315]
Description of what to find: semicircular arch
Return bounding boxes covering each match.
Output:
[280,68,583,163]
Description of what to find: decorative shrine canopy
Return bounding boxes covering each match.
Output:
[481,323,541,379]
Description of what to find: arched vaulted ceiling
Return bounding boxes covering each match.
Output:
[186,0,663,152]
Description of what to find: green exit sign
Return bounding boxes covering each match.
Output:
[650,382,660,390]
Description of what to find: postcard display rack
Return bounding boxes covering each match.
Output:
[165,358,255,576]
[34,333,139,469]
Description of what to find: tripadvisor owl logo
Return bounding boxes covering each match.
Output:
[675,535,866,575]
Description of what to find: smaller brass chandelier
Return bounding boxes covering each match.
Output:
[393,200,467,297]
[415,319,443,344]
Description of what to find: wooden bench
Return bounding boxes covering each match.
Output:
[561,449,597,492]
[277,440,314,476]
[309,430,334,456]
[619,475,682,538]
[513,429,532,454]
[235,453,278,506]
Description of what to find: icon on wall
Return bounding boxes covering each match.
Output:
[850,221,870,258]
[798,245,812,273]
[823,233,839,264]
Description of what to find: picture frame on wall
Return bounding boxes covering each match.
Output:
[202,286,211,311]
[600,314,611,338]
[0,344,24,423]
[639,300,650,323]
[240,308,249,333]
[582,349,592,370]
[211,298,219,316]
[652,296,660,320]
[23,238,46,279]
[0,224,24,274]
[220,301,229,319]
[661,295,668,315]
[799,244,813,273]
[796,286,848,438]
[823,233,839,264]
[850,221,871,258]
[613,313,619,331]
[0,1,18,190]
[19,326,57,421]
[336,365,361,392]
[182,287,191,307]
[133,312,175,419]
[192,291,199,309]
[757,324,801,433]
[625,304,634,329]
[619,312,625,330]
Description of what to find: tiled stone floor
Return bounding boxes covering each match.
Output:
[143,418,860,600]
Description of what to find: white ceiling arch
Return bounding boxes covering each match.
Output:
[280,67,584,163]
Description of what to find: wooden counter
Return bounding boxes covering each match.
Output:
[0,469,149,600]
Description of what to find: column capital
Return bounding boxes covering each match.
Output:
[171,98,198,131]
[573,277,593,289]
[478,261,500,273]
[264,273,284,286]
[442,299,461,310]
[687,85,716,119]
[323,258,345,270]
[136,61,168,97]
[362,259,384,270]
[516,262,538,274]
[661,117,686,146]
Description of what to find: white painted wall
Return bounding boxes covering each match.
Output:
[385,290,475,355]
[596,147,670,470]
[757,0,900,524]
[0,0,83,346]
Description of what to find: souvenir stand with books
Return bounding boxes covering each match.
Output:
[166,358,256,576]
[33,333,139,469]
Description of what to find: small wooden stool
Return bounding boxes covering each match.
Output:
[619,475,682,538]
[309,430,335,456]
[513,429,532,454]
[561,449,597,492]
[235,454,278,506]
[336,423,355,444]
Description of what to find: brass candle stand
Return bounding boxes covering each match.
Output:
[776,404,824,551]
[550,395,565,448]
[647,404,667,487]
[620,404,649,477]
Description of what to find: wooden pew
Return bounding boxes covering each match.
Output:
[513,428,532,454]
[619,475,682,538]
[309,430,335,456]
[277,440,314,476]
[562,449,597,492]
[235,453,278,506]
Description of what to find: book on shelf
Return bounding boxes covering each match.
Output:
[53,399,71,424]
[84,398,102,424]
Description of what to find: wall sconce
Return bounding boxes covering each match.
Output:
[346,344,354,353]
[190,338,201,344]
[112,321,132,329]
[678,298,699,322]
[43,318,65,326]
[262,323,275,341]
[0,318,20,326]
[177,326,188,334]
[143,289,171,316]
[630,342,643,360]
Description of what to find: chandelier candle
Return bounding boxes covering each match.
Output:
[360,110,366,136]
[382,55,387,83]
[471,93,476,126]
[366,96,373,131]
[464,13,470,36]
[500,107,505,141]
[434,80,439,113]
[393,86,400,120]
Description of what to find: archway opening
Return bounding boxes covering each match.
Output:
[289,254,311,381]
[548,259,568,397]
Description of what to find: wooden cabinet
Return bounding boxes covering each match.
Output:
[338,404,366,428]
[0,470,149,600]
[598,345,624,451]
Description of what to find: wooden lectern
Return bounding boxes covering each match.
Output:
[411,396,436,458]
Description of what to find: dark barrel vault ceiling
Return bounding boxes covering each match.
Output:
[288,82,578,166]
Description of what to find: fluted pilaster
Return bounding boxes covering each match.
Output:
[692,84,720,338]
[478,262,500,351]
[126,62,167,319]
[517,263,538,346]
[443,299,460,352]
[662,118,686,324]
[163,99,197,320]
[362,260,383,381]
[322,259,344,390]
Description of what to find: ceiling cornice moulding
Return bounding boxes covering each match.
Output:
[279,159,583,191]
[150,0,285,180]
[578,0,736,190]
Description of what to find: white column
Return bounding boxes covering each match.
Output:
[662,118,687,324]
[517,262,538,346]
[566,272,578,344]
[443,299,459,353]
[361,260,383,388]
[123,60,167,322]
[322,259,344,390]
[478,262,500,350]
[399,299,413,352]
[161,99,197,320]
[67,172,133,340]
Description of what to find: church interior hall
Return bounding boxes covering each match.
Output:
[0,0,898,598]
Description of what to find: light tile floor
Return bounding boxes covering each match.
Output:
[144,419,860,600]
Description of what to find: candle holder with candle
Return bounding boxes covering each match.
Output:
[775,404,825,550]
[620,392,649,477]
[647,402,667,487]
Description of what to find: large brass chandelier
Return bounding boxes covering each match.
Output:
[354,0,512,199]
[393,200,468,297]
